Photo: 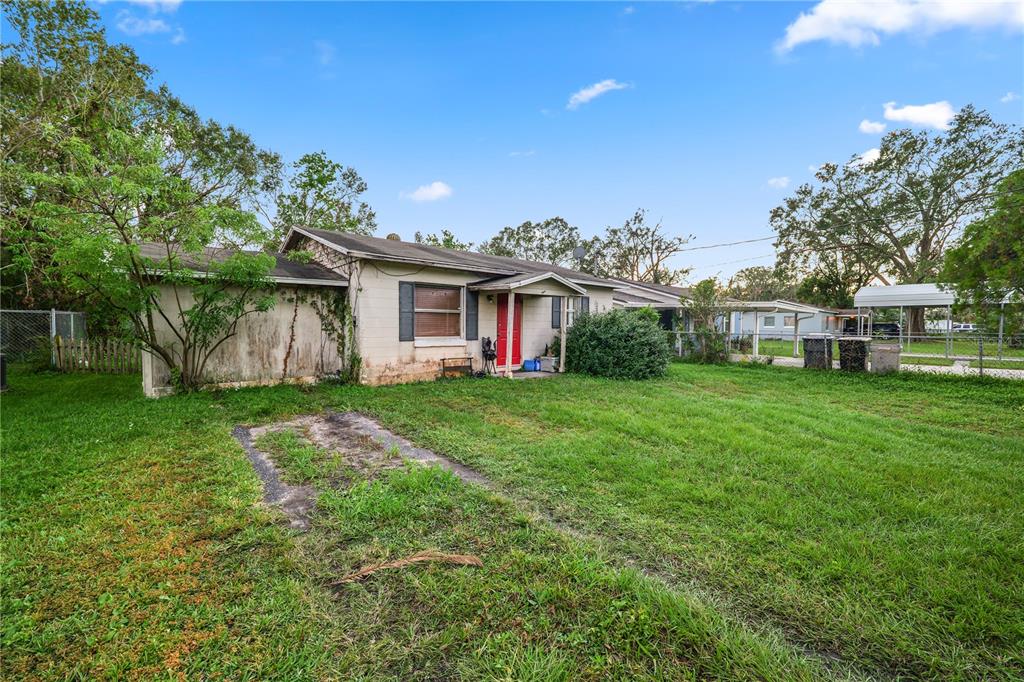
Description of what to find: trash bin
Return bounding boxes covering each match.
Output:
[871,343,901,374]
[803,335,833,369]
[838,337,871,372]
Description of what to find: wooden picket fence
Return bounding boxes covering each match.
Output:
[53,335,141,373]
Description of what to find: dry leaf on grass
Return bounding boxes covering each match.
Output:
[332,549,483,585]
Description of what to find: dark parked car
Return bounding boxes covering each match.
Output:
[869,322,902,339]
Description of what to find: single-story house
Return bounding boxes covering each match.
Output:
[143,229,632,395]
[728,300,848,339]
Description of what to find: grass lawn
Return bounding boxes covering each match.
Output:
[900,355,956,367]
[3,365,1022,680]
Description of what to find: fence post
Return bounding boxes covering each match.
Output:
[978,337,983,377]
[50,308,57,366]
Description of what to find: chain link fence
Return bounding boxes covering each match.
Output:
[0,310,87,362]
[672,329,1024,378]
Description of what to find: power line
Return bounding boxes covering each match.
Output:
[679,187,1016,255]
[679,236,776,252]
[689,253,777,272]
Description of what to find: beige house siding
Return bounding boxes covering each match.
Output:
[352,262,488,385]
[266,235,619,386]
[142,283,342,396]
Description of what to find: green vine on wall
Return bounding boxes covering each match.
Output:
[311,288,361,383]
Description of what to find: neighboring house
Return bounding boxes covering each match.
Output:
[729,300,844,339]
[144,229,626,393]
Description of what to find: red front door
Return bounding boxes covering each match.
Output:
[496,294,523,367]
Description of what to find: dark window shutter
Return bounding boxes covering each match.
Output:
[552,297,561,328]
[465,289,479,340]
[399,282,415,341]
[581,296,590,314]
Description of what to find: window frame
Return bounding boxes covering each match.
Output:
[412,283,463,339]
[762,315,776,328]
[783,315,796,328]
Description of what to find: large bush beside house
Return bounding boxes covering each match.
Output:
[565,308,671,379]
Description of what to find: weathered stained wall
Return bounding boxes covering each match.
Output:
[142,283,343,396]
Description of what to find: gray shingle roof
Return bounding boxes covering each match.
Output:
[290,228,618,288]
[137,243,347,285]
[615,278,692,299]
[612,290,671,306]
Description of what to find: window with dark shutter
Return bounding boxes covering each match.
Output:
[399,282,415,341]
[581,296,590,314]
[465,290,479,340]
[552,296,561,328]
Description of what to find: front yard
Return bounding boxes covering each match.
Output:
[2,365,1022,680]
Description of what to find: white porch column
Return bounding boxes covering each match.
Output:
[753,310,760,357]
[792,317,800,357]
[505,290,515,378]
[559,295,567,373]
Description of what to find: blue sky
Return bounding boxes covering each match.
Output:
[90,0,1023,280]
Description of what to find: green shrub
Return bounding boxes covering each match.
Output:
[564,309,671,379]
[679,330,729,364]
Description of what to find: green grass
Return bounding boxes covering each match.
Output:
[3,366,1022,680]
[900,355,956,367]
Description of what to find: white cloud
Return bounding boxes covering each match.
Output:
[97,0,182,11]
[767,176,790,189]
[623,6,636,15]
[313,40,336,66]
[1001,91,1021,103]
[402,181,453,202]
[777,0,1024,53]
[859,119,886,134]
[853,147,881,166]
[171,26,186,45]
[883,100,955,130]
[566,79,630,110]
[807,164,820,173]
[116,11,170,36]
[509,150,536,158]
[134,0,181,11]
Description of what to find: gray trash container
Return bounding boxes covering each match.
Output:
[803,335,833,369]
[871,343,901,374]
[838,337,871,372]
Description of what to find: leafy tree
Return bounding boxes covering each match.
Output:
[1,0,151,309]
[793,252,873,309]
[726,265,796,301]
[271,151,376,236]
[585,209,692,284]
[30,100,280,389]
[679,278,727,363]
[5,0,283,389]
[414,229,473,250]
[479,217,585,266]
[942,169,1024,338]
[771,106,1023,332]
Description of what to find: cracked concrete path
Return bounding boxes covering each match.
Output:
[234,411,493,531]
[232,425,317,531]
[326,411,493,488]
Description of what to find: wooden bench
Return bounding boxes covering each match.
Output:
[440,356,474,378]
